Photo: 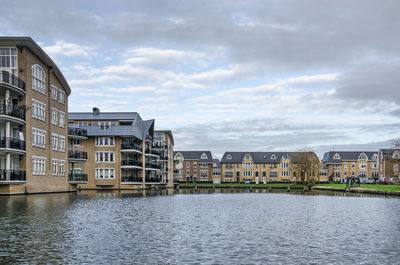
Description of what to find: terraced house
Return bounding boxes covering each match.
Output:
[0,37,70,195]
[377,149,400,180]
[321,151,379,181]
[220,152,320,183]
[173,151,213,182]
[68,108,173,190]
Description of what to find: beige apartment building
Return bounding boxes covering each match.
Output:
[378,149,400,180]
[173,151,213,182]
[68,108,173,190]
[0,37,71,195]
[153,130,174,187]
[221,152,320,183]
[321,151,379,181]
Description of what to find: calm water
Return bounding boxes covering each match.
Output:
[0,189,399,264]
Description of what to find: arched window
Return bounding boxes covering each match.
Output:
[226,154,232,160]
[32,64,46,94]
[201,153,208,159]
[358,153,367,161]
[333,153,340,160]
[270,154,276,160]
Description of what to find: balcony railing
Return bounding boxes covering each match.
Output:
[0,71,25,92]
[159,155,168,160]
[0,137,26,151]
[145,149,162,156]
[68,173,88,182]
[0,104,25,121]
[68,127,88,137]
[145,177,162,183]
[145,163,161,170]
[153,143,168,149]
[121,160,142,167]
[0,170,26,182]
[121,143,142,152]
[68,150,88,160]
[121,176,142,182]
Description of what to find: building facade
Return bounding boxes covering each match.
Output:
[68,108,169,190]
[378,149,400,180]
[321,151,379,181]
[0,37,71,195]
[221,152,320,183]
[212,159,222,184]
[173,151,213,182]
[153,130,174,187]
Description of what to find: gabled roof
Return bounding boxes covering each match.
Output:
[213,159,221,169]
[0,37,71,95]
[221,151,319,163]
[322,151,378,163]
[69,112,139,121]
[173,151,213,163]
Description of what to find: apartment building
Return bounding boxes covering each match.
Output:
[321,151,379,181]
[0,37,70,195]
[378,149,400,180]
[173,151,213,182]
[212,159,222,184]
[220,152,320,183]
[68,108,170,190]
[153,130,174,187]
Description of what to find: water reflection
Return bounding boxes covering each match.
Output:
[0,189,399,264]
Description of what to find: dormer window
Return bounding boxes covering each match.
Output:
[333,153,341,160]
[201,153,208,159]
[226,154,232,160]
[245,154,251,160]
[358,153,367,161]
[270,154,276,160]
[372,153,378,160]
[282,153,288,160]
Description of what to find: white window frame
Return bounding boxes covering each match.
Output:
[52,159,58,176]
[200,170,208,178]
[59,135,66,152]
[95,136,115,146]
[32,127,46,148]
[32,156,46,175]
[59,90,65,104]
[51,85,58,100]
[32,64,46,94]
[32,99,46,121]
[59,160,65,176]
[95,168,115,179]
[59,111,65,128]
[52,133,58,151]
[95,151,115,163]
[52,107,58,125]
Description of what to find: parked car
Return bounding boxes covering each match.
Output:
[378,178,388,185]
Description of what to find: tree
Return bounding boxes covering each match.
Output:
[291,149,319,184]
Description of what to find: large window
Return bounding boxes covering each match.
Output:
[225,171,233,178]
[52,134,58,150]
[95,137,115,146]
[59,136,66,152]
[52,108,58,125]
[59,90,65,104]
[95,152,115,163]
[281,171,290,177]
[200,163,208,168]
[59,111,65,128]
[95,168,115,179]
[0,48,18,75]
[242,162,253,168]
[281,162,290,168]
[32,128,46,148]
[32,156,46,175]
[200,170,208,178]
[59,160,65,176]
[32,64,46,94]
[52,159,58,176]
[269,171,278,178]
[51,85,58,100]
[32,99,46,121]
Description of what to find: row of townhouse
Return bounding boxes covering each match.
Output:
[0,37,175,195]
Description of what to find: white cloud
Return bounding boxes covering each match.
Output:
[43,41,95,59]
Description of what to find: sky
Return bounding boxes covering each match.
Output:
[1,0,399,158]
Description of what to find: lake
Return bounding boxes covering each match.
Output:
[0,189,399,264]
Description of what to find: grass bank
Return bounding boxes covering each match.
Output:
[313,183,400,193]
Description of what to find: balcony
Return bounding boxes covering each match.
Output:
[121,176,143,183]
[153,143,168,149]
[0,137,26,153]
[0,71,25,95]
[145,176,162,183]
[121,143,142,153]
[68,173,88,184]
[159,155,168,161]
[145,163,161,170]
[0,170,26,184]
[145,149,162,157]
[121,160,142,168]
[68,150,88,162]
[0,104,26,123]
[68,128,88,140]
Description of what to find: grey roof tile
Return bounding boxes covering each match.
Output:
[220,151,319,163]
[321,151,378,163]
[173,151,213,163]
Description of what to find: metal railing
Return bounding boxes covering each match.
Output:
[0,170,26,182]
[0,104,25,120]
[0,71,25,92]
[121,176,142,182]
[121,160,142,167]
[121,143,142,151]
[145,163,161,170]
[68,150,88,160]
[145,177,162,183]
[0,137,26,151]
[68,127,88,137]
[68,173,88,182]
[145,149,162,156]
[153,143,168,149]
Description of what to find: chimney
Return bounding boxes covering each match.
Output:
[93,107,100,116]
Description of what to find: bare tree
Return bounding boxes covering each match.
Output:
[291,149,319,184]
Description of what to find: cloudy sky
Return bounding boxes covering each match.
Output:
[1,0,399,158]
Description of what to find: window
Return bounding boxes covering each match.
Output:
[59,136,65,152]
[193,162,197,168]
[282,153,288,160]
[32,128,46,148]
[242,162,253,168]
[334,171,340,178]
[95,168,115,179]
[334,164,341,168]
[200,163,208,168]
[359,171,366,178]
[245,154,251,160]
[59,160,65,176]
[333,153,341,160]
[52,108,58,125]
[32,64,46,94]
[95,137,115,146]
[52,134,58,150]
[319,171,327,177]
[59,111,65,128]
[0,48,18,75]
[71,139,81,146]
[51,85,58,100]
[52,159,58,176]
[78,121,88,126]
[186,170,190,176]
[352,163,355,168]
[281,162,290,168]
[32,156,46,175]
[94,121,115,129]
[372,153,378,160]
[59,90,65,104]
[270,154,276,160]
[32,99,46,121]
[243,171,253,177]
[225,171,233,178]
[186,161,190,168]
[226,154,232,160]
[200,170,208,178]
[201,153,208,159]
[394,164,399,172]
[281,171,290,177]
[343,162,347,168]
[95,152,115,163]
[269,171,278,178]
